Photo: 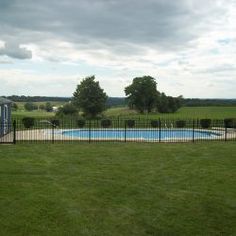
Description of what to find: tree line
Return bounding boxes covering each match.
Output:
[184,99,236,107]
[5,95,126,108]
[4,95,70,103]
[5,92,236,109]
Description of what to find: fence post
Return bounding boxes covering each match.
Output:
[192,119,195,143]
[225,124,227,142]
[89,120,91,143]
[13,120,16,144]
[124,121,127,143]
[159,118,161,142]
[52,123,54,144]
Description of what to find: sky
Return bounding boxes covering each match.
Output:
[0,0,236,98]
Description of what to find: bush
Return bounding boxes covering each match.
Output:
[39,104,45,110]
[101,119,112,128]
[12,103,18,111]
[175,120,186,128]
[77,119,86,128]
[45,102,53,112]
[56,103,78,116]
[22,117,35,128]
[200,119,211,129]
[150,120,159,128]
[24,102,37,111]
[224,118,236,128]
[126,119,135,128]
[51,119,60,127]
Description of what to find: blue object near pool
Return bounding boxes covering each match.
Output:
[59,129,222,141]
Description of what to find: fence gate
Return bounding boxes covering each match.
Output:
[0,121,15,144]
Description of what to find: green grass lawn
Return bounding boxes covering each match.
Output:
[0,142,235,235]
[105,106,236,119]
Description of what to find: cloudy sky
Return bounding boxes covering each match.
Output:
[0,0,236,98]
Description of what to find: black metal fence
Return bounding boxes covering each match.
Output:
[0,118,236,144]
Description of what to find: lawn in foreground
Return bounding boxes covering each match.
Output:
[0,142,235,236]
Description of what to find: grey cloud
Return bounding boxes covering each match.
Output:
[0,41,32,59]
[0,0,230,54]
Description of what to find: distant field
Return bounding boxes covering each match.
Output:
[15,101,66,111]
[105,106,236,119]
[12,110,55,119]
[12,104,236,120]
[12,101,66,119]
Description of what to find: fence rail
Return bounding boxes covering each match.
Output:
[0,118,236,144]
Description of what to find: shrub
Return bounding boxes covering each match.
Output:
[101,119,112,128]
[51,119,60,127]
[24,102,37,111]
[45,102,53,112]
[126,119,135,128]
[150,120,159,128]
[175,120,186,128]
[12,103,18,111]
[77,119,86,128]
[200,119,211,129]
[39,104,45,110]
[224,118,236,128]
[56,103,78,116]
[22,117,35,128]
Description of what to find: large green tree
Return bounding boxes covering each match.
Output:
[157,93,183,113]
[125,76,158,113]
[73,76,108,118]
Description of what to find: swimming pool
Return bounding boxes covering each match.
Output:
[58,128,223,141]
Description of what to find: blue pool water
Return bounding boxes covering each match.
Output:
[60,129,222,141]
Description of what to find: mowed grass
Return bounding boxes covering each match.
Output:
[105,106,236,119]
[0,142,235,236]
